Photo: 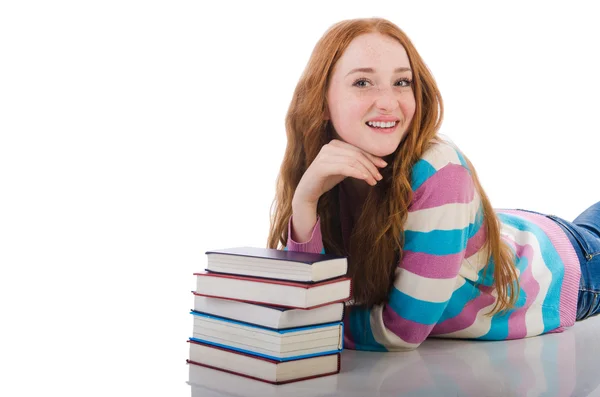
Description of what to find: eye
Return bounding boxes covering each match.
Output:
[395,78,413,87]
[352,78,372,88]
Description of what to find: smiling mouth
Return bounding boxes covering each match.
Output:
[365,121,399,133]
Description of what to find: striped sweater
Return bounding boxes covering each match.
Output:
[286,139,581,351]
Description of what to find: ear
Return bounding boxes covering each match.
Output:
[323,105,330,121]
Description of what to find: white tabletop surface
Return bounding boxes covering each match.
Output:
[188,315,600,397]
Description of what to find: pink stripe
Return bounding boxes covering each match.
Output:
[431,286,496,335]
[410,164,475,211]
[465,221,486,258]
[286,216,324,254]
[506,242,539,339]
[498,210,580,328]
[400,250,465,279]
[382,305,435,344]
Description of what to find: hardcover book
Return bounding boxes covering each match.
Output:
[205,246,347,282]
[193,294,345,330]
[187,340,341,385]
[190,311,344,361]
[194,271,352,309]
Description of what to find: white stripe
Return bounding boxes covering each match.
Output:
[454,276,466,291]
[369,304,421,351]
[461,240,522,283]
[393,268,456,303]
[500,222,550,337]
[422,142,462,170]
[406,202,477,232]
[461,247,490,282]
[464,246,489,272]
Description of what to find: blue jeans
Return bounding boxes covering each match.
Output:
[516,201,600,321]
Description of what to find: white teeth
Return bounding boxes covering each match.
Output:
[367,121,397,128]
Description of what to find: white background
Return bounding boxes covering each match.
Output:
[1,1,598,396]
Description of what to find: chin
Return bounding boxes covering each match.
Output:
[365,142,400,158]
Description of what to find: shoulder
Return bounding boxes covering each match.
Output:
[410,136,472,191]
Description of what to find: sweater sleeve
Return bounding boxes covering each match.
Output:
[285,215,325,254]
[345,163,478,351]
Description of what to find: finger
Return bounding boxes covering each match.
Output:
[328,140,388,168]
[323,143,384,179]
[329,152,383,183]
[324,155,378,186]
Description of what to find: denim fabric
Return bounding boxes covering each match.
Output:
[515,202,600,321]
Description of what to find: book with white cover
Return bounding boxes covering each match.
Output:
[188,362,339,395]
[190,311,343,361]
[194,271,351,309]
[187,340,341,385]
[193,295,345,330]
[205,246,347,282]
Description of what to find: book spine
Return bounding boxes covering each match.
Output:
[188,337,342,362]
[186,358,341,385]
[193,292,350,310]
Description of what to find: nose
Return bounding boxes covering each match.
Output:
[374,86,400,113]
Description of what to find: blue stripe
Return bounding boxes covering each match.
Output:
[470,204,484,238]
[348,307,387,351]
[438,280,480,323]
[497,213,562,332]
[477,255,495,287]
[388,287,448,325]
[404,227,469,255]
[189,338,341,361]
[474,239,528,340]
[411,159,436,191]
[477,312,510,340]
[507,242,528,309]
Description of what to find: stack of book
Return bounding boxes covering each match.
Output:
[186,246,351,385]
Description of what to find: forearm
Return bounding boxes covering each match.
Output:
[290,198,318,243]
[286,200,324,254]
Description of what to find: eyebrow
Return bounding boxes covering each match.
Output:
[346,67,412,76]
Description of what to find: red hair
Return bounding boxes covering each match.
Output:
[267,18,519,314]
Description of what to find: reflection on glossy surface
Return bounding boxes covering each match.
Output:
[188,315,600,396]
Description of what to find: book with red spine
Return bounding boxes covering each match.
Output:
[187,340,341,385]
[193,271,352,309]
[192,294,346,330]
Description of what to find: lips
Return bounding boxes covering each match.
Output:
[365,121,399,134]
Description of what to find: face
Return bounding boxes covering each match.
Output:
[325,33,416,157]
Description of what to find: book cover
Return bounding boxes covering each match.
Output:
[206,246,346,264]
[205,246,348,283]
[194,271,350,289]
[193,271,352,309]
[192,295,345,330]
[188,363,340,396]
[190,311,344,361]
[187,340,341,385]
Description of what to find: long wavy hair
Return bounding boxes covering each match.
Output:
[267,18,519,315]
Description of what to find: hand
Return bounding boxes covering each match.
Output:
[293,139,388,206]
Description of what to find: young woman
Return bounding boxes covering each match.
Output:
[267,17,600,351]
